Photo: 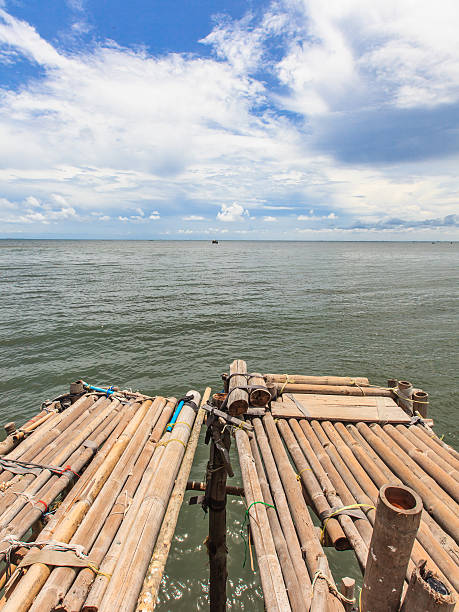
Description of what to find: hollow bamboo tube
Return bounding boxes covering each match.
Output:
[336,424,459,592]
[249,435,305,612]
[397,380,414,413]
[252,419,312,606]
[0,397,121,529]
[235,428,291,612]
[275,383,391,397]
[383,424,459,502]
[289,420,368,571]
[248,373,271,407]
[400,561,456,611]
[185,481,244,496]
[0,398,153,612]
[228,359,249,416]
[27,398,164,612]
[413,390,429,418]
[361,485,422,611]
[97,393,201,612]
[310,554,329,612]
[299,421,373,546]
[83,429,174,611]
[409,425,459,470]
[135,388,211,612]
[265,374,370,386]
[262,416,344,611]
[397,425,459,482]
[356,422,459,542]
[276,420,348,551]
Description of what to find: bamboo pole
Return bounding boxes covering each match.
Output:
[397,380,414,413]
[235,428,291,612]
[227,359,249,416]
[248,373,271,407]
[186,481,244,496]
[309,554,329,612]
[135,388,211,612]
[340,578,355,612]
[400,561,456,611]
[361,485,422,612]
[252,419,312,606]
[96,392,201,612]
[413,391,429,418]
[276,420,348,551]
[0,398,154,612]
[274,383,391,396]
[409,425,459,469]
[250,435,305,612]
[265,374,370,386]
[383,424,459,502]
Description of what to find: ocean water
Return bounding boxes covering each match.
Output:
[0,239,458,609]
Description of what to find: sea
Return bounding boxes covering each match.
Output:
[0,239,458,610]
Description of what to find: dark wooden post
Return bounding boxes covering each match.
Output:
[207,421,231,611]
[361,484,422,612]
[400,561,456,611]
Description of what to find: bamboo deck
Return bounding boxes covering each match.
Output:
[0,383,210,612]
[228,364,458,611]
[1,366,458,611]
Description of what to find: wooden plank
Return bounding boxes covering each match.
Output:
[271,395,411,423]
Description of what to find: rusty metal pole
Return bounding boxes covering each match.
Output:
[361,484,422,612]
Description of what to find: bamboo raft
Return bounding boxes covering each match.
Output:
[0,365,457,611]
[0,382,210,612]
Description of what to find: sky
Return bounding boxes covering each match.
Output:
[0,0,458,240]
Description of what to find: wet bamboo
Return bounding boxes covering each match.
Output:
[0,397,153,612]
[248,373,271,407]
[409,425,459,470]
[397,425,459,482]
[0,397,122,528]
[27,398,165,612]
[276,419,348,550]
[400,562,456,611]
[413,390,429,418]
[262,415,343,611]
[299,421,373,547]
[82,430,173,611]
[289,419,368,571]
[335,423,459,592]
[252,419,312,605]
[228,359,249,416]
[265,374,370,386]
[97,393,201,612]
[396,380,414,413]
[356,422,459,542]
[235,428,291,612]
[135,388,211,612]
[361,484,422,612]
[274,383,391,396]
[250,435,304,612]
[383,424,459,502]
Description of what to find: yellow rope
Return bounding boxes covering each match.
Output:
[320,504,375,544]
[173,421,192,432]
[0,481,14,493]
[392,389,428,404]
[86,562,112,579]
[296,467,312,481]
[279,375,294,395]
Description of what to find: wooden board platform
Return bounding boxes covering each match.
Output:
[271,393,412,423]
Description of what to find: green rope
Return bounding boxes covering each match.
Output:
[241,501,276,568]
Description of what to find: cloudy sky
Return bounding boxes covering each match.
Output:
[0,0,458,239]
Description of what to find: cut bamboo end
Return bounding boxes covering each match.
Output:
[401,561,456,611]
[413,390,429,418]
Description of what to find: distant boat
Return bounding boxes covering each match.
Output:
[212,240,219,244]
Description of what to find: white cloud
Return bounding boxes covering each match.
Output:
[216,203,249,223]
[263,216,277,222]
[182,215,205,221]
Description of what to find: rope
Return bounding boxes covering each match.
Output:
[241,501,276,567]
[349,379,365,395]
[172,421,192,432]
[279,375,294,395]
[0,481,14,493]
[296,467,312,481]
[320,504,375,544]
[311,570,356,605]
[392,389,428,404]
[155,438,187,450]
